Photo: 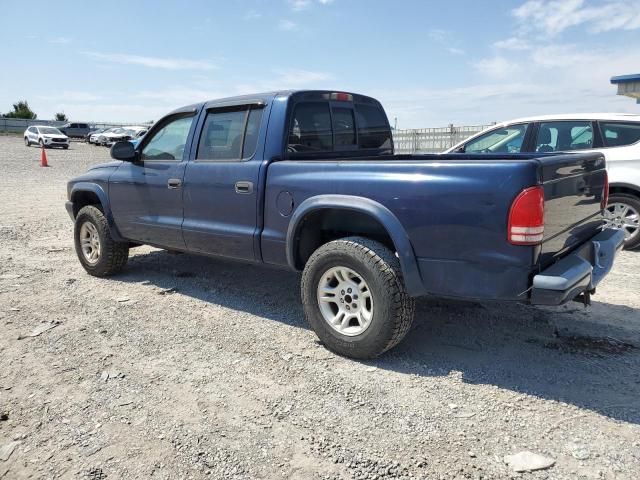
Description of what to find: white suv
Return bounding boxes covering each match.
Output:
[446,114,640,249]
[24,126,69,149]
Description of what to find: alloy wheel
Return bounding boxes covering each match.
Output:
[317,266,374,336]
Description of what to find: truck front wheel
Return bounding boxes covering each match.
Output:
[301,236,415,359]
[74,205,129,276]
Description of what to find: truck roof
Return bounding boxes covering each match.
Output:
[170,90,380,115]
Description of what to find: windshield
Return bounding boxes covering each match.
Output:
[111,128,125,134]
[39,127,63,135]
[464,124,529,153]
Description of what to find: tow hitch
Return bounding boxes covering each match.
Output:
[573,288,594,306]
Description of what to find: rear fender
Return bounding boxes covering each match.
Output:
[286,195,423,296]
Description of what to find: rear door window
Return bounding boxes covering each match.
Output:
[196,106,264,161]
[600,121,640,147]
[464,124,529,153]
[535,121,593,152]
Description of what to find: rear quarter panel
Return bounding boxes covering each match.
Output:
[262,158,541,300]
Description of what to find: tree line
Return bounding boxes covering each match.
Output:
[2,100,68,122]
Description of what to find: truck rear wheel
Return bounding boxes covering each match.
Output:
[605,194,640,250]
[301,236,415,359]
[74,205,129,276]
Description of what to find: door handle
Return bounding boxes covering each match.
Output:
[167,178,182,189]
[235,181,253,194]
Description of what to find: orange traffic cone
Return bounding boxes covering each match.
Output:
[40,146,49,167]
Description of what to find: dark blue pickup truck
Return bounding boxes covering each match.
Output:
[66,90,624,358]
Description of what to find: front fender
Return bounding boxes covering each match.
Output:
[69,182,125,242]
[286,195,424,296]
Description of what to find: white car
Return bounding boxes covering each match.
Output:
[95,127,126,146]
[446,113,640,249]
[96,126,146,146]
[24,125,69,149]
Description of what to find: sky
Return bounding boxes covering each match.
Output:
[1,0,639,128]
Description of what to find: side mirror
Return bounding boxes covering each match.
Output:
[110,141,137,161]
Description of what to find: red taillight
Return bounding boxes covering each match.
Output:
[330,92,353,102]
[508,186,545,245]
[601,170,609,210]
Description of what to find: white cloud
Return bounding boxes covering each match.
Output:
[427,28,449,43]
[278,19,298,31]
[289,0,312,10]
[49,37,71,45]
[493,37,531,51]
[244,10,262,20]
[288,0,334,10]
[273,69,332,87]
[379,41,639,128]
[529,43,598,68]
[37,91,102,102]
[473,56,521,78]
[427,29,465,55]
[447,47,465,55]
[135,87,226,104]
[82,52,216,71]
[513,0,640,36]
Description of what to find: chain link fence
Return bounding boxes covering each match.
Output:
[392,123,495,154]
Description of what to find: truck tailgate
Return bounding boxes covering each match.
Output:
[537,152,607,268]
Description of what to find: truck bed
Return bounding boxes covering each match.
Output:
[262,151,607,301]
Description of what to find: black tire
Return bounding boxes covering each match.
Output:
[24,137,30,147]
[607,193,640,250]
[39,139,45,148]
[301,236,415,359]
[74,205,129,277]
[63,145,69,150]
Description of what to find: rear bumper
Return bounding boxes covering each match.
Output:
[530,228,625,305]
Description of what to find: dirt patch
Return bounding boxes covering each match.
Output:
[546,334,636,356]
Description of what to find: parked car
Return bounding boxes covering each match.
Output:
[86,128,108,144]
[129,129,148,148]
[59,122,92,139]
[24,125,69,149]
[90,128,116,145]
[95,128,126,146]
[445,114,640,249]
[106,126,148,147]
[96,127,147,146]
[66,90,623,359]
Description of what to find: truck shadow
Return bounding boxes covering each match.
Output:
[118,249,640,425]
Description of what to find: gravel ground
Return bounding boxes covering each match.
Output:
[1,135,639,479]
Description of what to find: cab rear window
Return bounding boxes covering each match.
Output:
[287,99,391,157]
[355,104,392,149]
